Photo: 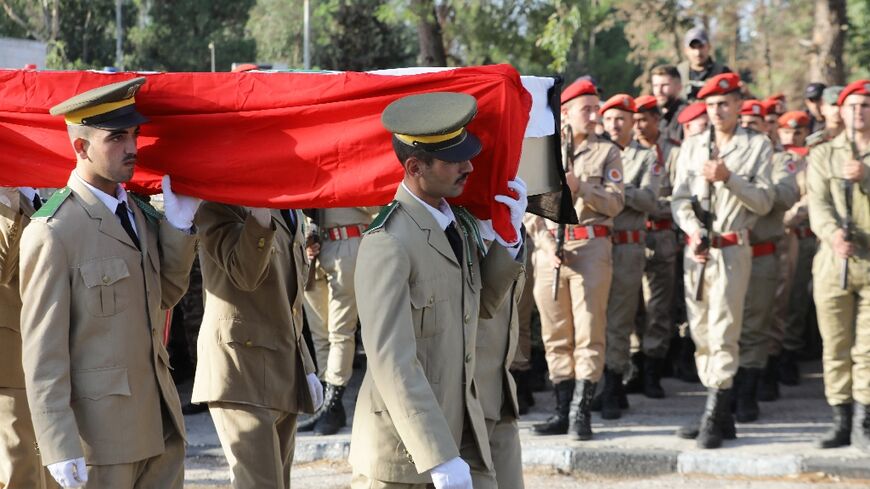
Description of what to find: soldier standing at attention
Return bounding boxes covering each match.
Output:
[349,92,526,489]
[597,94,660,418]
[530,79,624,440]
[672,73,774,449]
[807,80,870,452]
[19,78,201,488]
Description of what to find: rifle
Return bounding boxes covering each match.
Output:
[303,209,321,291]
[693,125,717,301]
[842,105,858,290]
[553,123,573,300]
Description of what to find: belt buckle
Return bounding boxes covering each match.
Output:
[585,225,595,239]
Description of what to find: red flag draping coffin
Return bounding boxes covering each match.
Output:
[0,64,531,241]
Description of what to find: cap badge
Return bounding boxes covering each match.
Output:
[718,79,730,89]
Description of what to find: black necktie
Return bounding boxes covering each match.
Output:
[32,194,42,211]
[116,202,140,249]
[281,209,297,235]
[444,222,463,264]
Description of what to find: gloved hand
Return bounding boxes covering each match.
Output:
[493,177,528,248]
[48,458,88,488]
[430,457,472,489]
[162,175,202,230]
[306,372,324,410]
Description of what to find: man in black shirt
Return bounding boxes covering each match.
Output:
[677,27,731,102]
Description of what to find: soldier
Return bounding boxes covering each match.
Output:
[678,27,731,102]
[762,99,783,148]
[678,102,710,137]
[349,92,526,489]
[19,78,201,487]
[807,80,870,452]
[672,73,774,448]
[300,206,379,435]
[778,111,811,151]
[0,186,57,488]
[651,65,688,143]
[739,99,768,133]
[633,95,680,398]
[530,79,624,439]
[806,86,846,148]
[510,214,538,415]
[192,200,322,488]
[805,83,827,135]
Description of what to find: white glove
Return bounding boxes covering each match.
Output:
[493,177,528,248]
[48,458,88,488]
[430,457,472,489]
[306,373,324,410]
[162,175,202,230]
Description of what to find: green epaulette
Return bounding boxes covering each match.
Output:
[806,130,825,148]
[453,206,487,253]
[31,187,72,219]
[129,193,163,225]
[364,200,400,235]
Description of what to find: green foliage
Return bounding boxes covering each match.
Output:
[847,0,870,80]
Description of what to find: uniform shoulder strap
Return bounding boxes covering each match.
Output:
[32,186,72,219]
[129,192,163,224]
[364,200,400,235]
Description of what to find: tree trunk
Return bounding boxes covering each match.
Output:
[809,0,846,84]
[412,0,447,66]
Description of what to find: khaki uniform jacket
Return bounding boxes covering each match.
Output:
[783,154,810,229]
[807,133,870,265]
[0,192,36,389]
[646,136,681,221]
[192,204,316,414]
[349,184,523,483]
[614,141,661,231]
[317,207,381,229]
[19,174,197,466]
[672,127,775,237]
[750,152,799,243]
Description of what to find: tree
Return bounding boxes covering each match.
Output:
[411,0,447,66]
[810,0,847,84]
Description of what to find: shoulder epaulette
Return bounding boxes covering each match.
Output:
[805,131,825,148]
[453,206,487,253]
[31,187,72,219]
[129,192,163,224]
[364,200,400,235]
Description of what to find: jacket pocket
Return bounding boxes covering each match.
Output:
[409,277,447,338]
[71,366,131,401]
[218,317,278,350]
[79,257,131,317]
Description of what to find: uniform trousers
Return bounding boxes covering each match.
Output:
[768,233,798,356]
[532,237,612,383]
[302,237,361,386]
[605,242,646,373]
[739,252,778,368]
[511,249,535,371]
[0,387,54,488]
[486,414,523,489]
[640,229,678,359]
[683,244,752,390]
[209,402,298,489]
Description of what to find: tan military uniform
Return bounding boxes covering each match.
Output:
[605,141,661,373]
[807,133,870,406]
[531,133,624,383]
[510,217,536,373]
[303,207,379,385]
[672,127,775,389]
[0,190,56,489]
[349,185,522,487]
[739,152,799,368]
[19,174,197,484]
[192,204,316,489]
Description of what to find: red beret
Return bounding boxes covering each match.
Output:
[766,93,785,102]
[599,94,636,116]
[760,99,779,116]
[778,111,810,129]
[232,63,258,73]
[677,102,707,124]
[740,99,765,116]
[561,79,598,105]
[697,73,741,99]
[635,95,658,112]
[837,79,870,106]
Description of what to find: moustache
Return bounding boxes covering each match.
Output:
[455,174,469,185]
[123,155,137,164]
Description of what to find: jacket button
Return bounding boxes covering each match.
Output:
[427,296,434,305]
[463,314,470,324]
[465,353,471,363]
[102,275,109,284]
[245,340,253,347]
[257,237,265,248]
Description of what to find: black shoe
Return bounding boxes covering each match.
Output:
[778,350,801,386]
[853,402,870,453]
[643,356,666,399]
[569,380,595,441]
[735,368,760,423]
[298,379,327,432]
[677,389,735,442]
[696,388,732,449]
[314,383,347,436]
[182,402,208,415]
[511,369,534,415]
[816,404,852,449]
[758,355,780,402]
[600,368,623,420]
[676,336,700,383]
[624,353,644,394]
[532,380,574,436]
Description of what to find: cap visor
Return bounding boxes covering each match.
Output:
[429,131,482,162]
[89,110,149,130]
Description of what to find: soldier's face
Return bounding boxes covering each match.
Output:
[602,109,632,142]
[822,103,842,127]
[651,75,681,105]
[411,157,473,200]
[633,112,659,140]
[841,94,870,132]
[683,115,708,137]
[778,127,808,147]
[740,115,766,133]
[74,126,139,185]
[685,41,710,66]
[705,94,739,132]
[563,95,600,135]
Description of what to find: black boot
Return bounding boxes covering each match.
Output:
[676,336,700,383]
[313,383,347,436]
[758,355,780,402]
[735,368,760,422]
[624,352,644,394]
[511,369,535,415]
[568,380,595,441]
[778,349,801,386]
[600,368,623,420]
[815,404,852,449]
[853,403,870,453]
[676,389,736,441]
[532,379,574,435]
[696,388,730,449]
[643,356,666,399]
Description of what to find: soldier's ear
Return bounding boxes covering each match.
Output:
[72,137,90,160]
[405,156,426,177]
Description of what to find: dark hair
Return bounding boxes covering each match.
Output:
[650,64,681,82]
[391,136,435,166]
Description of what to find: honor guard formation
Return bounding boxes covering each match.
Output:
[1,24,869,489]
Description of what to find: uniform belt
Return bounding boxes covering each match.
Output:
[793,226,815,240]
[751,241,777,257]
[683,230,748,248]
[550,225,611,241]
[645,219,674,232]
[612,229,645,245]
[322,224,366,241]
